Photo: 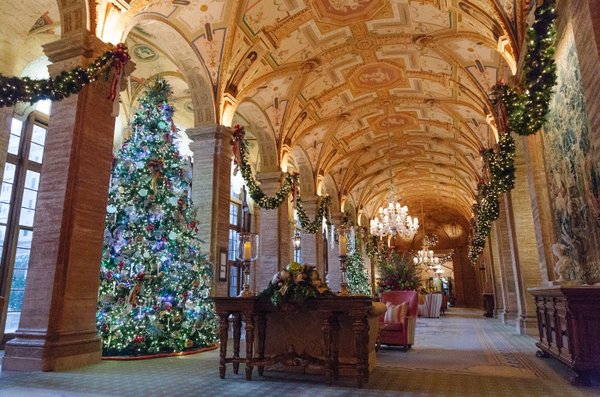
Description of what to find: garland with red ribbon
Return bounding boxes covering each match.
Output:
[0,43,130,108]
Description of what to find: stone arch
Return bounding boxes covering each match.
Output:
[289,146,316,197]
[122,14,216,126]
[233,101,279,171]
[57,0,91,37]
[321,174,340,214]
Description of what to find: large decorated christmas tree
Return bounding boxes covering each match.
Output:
[96,80,217,356]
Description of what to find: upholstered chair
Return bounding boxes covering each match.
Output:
[378,290,418,351]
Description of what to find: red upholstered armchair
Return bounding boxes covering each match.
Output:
[378,290,418,351]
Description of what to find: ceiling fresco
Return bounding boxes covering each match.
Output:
[114,0,528,247]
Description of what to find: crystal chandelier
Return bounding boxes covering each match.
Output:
[369,116,419,239]
[413,246,440,268]
[370,186,419,238]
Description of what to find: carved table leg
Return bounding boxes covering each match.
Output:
[257,313,267,376]
[243,312,255,380]
[331,315,341,381]
[218,312,230,379]
[232,313,242,374]
[352,311,369,388]
[320,312,333,385]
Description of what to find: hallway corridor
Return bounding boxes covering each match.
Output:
[0,308,598,396]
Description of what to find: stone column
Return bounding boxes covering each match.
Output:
[510,137,544,335]
[327,213,343,293]
[299,195,320,267]
[255,171,291,292]
[187,124,232,298]
[491,195,525,330]
[2,32,115,371]
[523,133,555,284]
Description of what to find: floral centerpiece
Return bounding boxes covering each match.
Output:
[377,251,421,294]
[259,262,333,307]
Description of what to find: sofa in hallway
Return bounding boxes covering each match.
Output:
[378,290,418,350]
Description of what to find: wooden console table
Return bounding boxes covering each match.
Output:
[212,296,373,387]
[529,286,600,385]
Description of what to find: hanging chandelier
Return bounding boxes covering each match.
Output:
[413,200,439,268]
[370,186,419,238]
[369,112,419,239]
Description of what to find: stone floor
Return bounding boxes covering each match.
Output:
[0,308,598,396]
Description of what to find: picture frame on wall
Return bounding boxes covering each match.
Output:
[219,248,227,281]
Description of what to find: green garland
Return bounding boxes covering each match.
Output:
[468,182,499,265]
[490,0,557,136]
[469,0,557,264]
[482,133,516,194]
[232,125,295,210]
[296,195,331,234]
[0,44,130,108]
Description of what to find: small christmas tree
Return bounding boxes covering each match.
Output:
[96,80,217,356]
[346,237,371,295]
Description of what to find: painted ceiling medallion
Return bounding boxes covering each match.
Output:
[375,112,417,131]
[349,62,405,90]
[312,0,385,25]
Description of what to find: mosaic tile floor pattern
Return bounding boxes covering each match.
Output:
[0,308,598,397]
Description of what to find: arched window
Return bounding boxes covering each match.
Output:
[0,101,50,338]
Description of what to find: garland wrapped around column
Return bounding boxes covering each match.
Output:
[468,182,500,265]
[296,195,331,234]
[481,133,516,195]
[231,124,295,210]
[0,43,130,108]
[490,1,557,136]
[468,0,557,264]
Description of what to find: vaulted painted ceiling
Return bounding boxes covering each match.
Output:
[4,0,530,249]
[122,0,527,248]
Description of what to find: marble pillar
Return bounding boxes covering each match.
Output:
[2,33,116,371]
[187,124,232,298]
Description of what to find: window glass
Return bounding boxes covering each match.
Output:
[2,162,16,184]
[21,188,37,210]
[0,203,10,223]
[31,124,46,145]
[0,181,12,203]
[28,142,44,163]
[17,229,32,249]
[14,247,30,270]
[25,170,40,190]
[8,119,22,155]
[19,208,35,227]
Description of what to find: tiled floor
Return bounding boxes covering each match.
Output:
[0,308,598,396]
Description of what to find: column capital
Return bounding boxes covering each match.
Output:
[187,124,233,142]
[43,31,110,65]
[256,170,284,184]
[329,212,344,225]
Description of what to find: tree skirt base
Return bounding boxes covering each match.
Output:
[102,343,218,361]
